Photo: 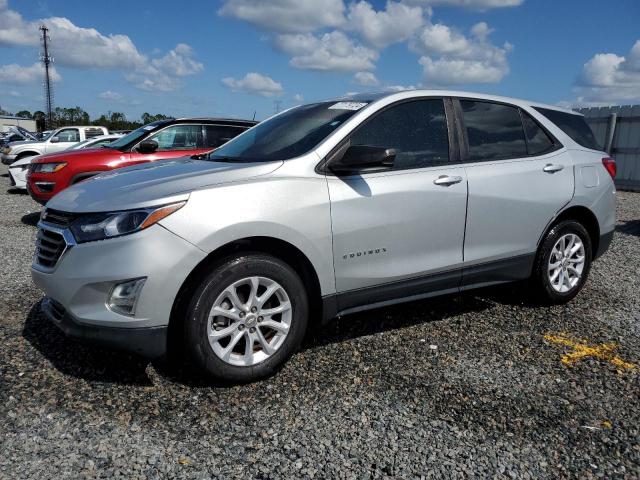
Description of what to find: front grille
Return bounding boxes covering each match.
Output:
[35,228,67,269]
[41,209,79,228]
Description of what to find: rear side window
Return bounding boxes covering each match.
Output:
[521,111,555,155]
[460,100,527,161]
[349,99,450,170]
[204,125,247,148]
[533,107,600,150]
[85,127,105,139]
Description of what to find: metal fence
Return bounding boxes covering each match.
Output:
[577,105,640,191]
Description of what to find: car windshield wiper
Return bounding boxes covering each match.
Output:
[208,155,245,162]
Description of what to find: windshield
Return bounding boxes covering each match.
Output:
[68,139,90,150]
[209,101,368,162]
[105,121,166,150]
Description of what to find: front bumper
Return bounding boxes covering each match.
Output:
[8,165,27,189]
[2,153,17,165]
[31,223,207,353]
[42,297,168,358]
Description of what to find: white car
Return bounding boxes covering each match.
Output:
[1,125,109,165]
[7,134,122,189]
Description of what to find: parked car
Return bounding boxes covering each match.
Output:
[8,135,123,190]
[26,118,256,204]
[31,90,616,383]
[1,125,109,165]
[0,126,38,148]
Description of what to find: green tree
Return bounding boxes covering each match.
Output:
[15,110,32,118]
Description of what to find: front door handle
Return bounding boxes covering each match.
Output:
[434,175,463,186]
[543,163,564,173]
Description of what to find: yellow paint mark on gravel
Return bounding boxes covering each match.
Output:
[543,333,636,372]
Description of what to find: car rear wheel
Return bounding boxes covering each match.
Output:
[184,253,308,383]
[531,220,592,304]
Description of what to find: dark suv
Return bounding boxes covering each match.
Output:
[27,118,257,204]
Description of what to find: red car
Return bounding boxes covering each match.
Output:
[27,118,257,204]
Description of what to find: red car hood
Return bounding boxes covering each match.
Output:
[32,147,119,164]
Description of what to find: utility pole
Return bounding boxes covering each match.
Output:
[273,100,282,114]
[40,25,55,129]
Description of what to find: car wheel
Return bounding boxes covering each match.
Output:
[184,253,308,383]
[531,220,592,304]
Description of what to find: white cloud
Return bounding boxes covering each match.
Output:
[274,31,378,72]
[406,0,522,9]
[0,1,202,92]
[218,0,345,33]
[293,93,304,102]
[354,71,380,86]
[151,43,203,77]
[98,90,123,101]
[0,62,60,84]
[222,72,284,97]
[413,21,512,85]
[346,1,425,49]
[382,84,418,92]
[573,40,640,105]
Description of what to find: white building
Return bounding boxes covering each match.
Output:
[0,115,36,133]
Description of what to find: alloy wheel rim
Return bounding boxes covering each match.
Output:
[548,233,586,293]
[207,276,292,366]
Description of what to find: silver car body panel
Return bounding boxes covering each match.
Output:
[31,90,616,347]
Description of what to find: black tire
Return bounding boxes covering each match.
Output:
[531,220,592,304]
[184,253,308,383]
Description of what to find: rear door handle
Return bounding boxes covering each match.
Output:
[543,163,564,173]
[434,175,463,186]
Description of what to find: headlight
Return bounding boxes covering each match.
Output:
[32,162,67,173]
[3,147,11,154]
[69,202,186,243]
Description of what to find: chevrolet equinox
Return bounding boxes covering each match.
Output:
[32,91,616,383]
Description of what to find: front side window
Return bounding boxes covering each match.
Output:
[204,125,247,148]
[209,101,367,162]
[460,100,527,161]
[55,128,80,143]
[147,125,203,150]
[348,99,450,170]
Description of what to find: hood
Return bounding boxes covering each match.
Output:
[6,140,39,149]
[31,148,107,163]
[46,157,284,213]
[9,126,38,141]
[11,154,41,167]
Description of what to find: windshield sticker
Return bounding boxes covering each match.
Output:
[328,101,368,111]
[142,125,156,131]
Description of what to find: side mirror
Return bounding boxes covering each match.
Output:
[330,145,396,174]
[137,139,159,154]
[50,136,59,143]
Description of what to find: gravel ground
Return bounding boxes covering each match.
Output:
[0,164,638,479]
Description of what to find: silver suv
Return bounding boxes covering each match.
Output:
[31,90,616,383]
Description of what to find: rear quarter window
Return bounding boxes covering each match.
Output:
[533,107,600,150]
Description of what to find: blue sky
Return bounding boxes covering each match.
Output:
[1,0,639,122]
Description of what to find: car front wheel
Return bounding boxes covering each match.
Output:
[184,253,308,383]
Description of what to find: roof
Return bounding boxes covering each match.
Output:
[174,117,258,125]
[0,115,35,121]
[341,89,579,115]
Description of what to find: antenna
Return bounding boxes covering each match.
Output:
[40,25,55,129]
[252,110,256,121]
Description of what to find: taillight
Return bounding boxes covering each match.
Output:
[602,157,616,180]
